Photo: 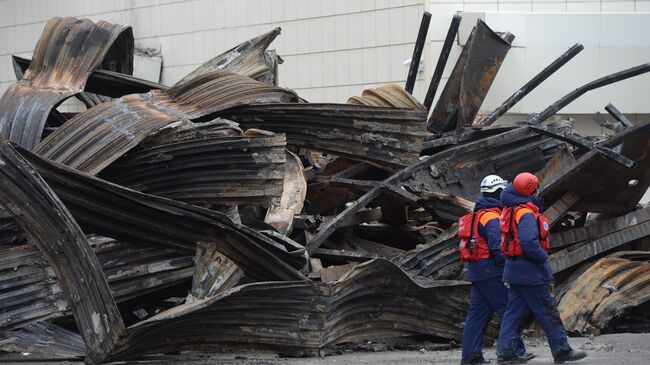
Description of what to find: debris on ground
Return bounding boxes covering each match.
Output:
[0,15,649,364]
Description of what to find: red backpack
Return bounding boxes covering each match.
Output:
[458,207,501,262]
[500,202,550,257]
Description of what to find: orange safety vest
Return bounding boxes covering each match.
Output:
[458,207,501,262]
[500,202,550,257]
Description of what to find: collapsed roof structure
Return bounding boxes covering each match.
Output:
[0,14,649,364]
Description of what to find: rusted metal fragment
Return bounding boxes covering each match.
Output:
[0,17,133,150]
[189,243,243,301]
[427,19,513,133]
[347,84,425,109]
[101,133,287,206]
[223,103,427,168]
[13,144,308,282]
[0,236,193,331]
[557,258,650,335]
[0,322,85,359]
[34,71,299,176]
[549,207,650,273]
[0,143,125,364]
[177,28,281,85]
[541,121,650,214]
[265,151,307,235]
[104,259,471,361]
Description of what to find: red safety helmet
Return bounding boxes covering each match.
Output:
[513,172,539,197]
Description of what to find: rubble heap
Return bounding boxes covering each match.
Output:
[0,15,649,364]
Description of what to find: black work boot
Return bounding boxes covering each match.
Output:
[461,352,491,364]
[553,348,587,363]
[496,353,529,364]
[521,352,535,361]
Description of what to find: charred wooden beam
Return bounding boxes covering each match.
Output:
[405,12,431,94]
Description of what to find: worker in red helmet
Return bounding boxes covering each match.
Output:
[458,175,532,365]
[496,173,587,364]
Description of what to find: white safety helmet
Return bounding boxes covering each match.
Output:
[480,175,507,193]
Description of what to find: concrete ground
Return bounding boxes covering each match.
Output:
[6,333,649,365]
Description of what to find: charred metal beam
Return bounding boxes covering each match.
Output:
[405,12,431,94]
[35,71,299,176]
[551,206,650,249]
[424,14,462,110]
[549,213,650,273]
[0,142,126,364]
[540,121,650,214]
[0,237,193,331]
[527,124,636,169]
[13,55,165,98]
[104,259,472,361]
[427,19,513,133]
[306,126,554,254]
[477,43,584,127]
[223,103,427,168]
[605,102,634,128]
[101,134,287,206]
[544,191,579,226]
[529,63,650,124]
[13,144,308,282]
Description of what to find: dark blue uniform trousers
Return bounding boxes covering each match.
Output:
[497,284,570,356]
[461,277,526,361]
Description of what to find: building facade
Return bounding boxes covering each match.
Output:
[0,0,649,134]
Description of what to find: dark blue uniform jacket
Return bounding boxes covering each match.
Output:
[500,184,554,286]
[467,197,506,282]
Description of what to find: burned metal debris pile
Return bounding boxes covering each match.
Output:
[0,15,649,364]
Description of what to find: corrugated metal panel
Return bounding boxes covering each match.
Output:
[0,17,133,150]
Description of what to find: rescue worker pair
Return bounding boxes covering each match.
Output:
[496,173,587,364]
[458,175,530,365]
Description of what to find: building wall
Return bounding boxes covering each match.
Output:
[0,0,649,129]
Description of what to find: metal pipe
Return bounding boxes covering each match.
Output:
[605,102,634,128]
[405,11,431,94]
[477,43,584,127]
[529,63,650,124]
[423,14,461,109]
